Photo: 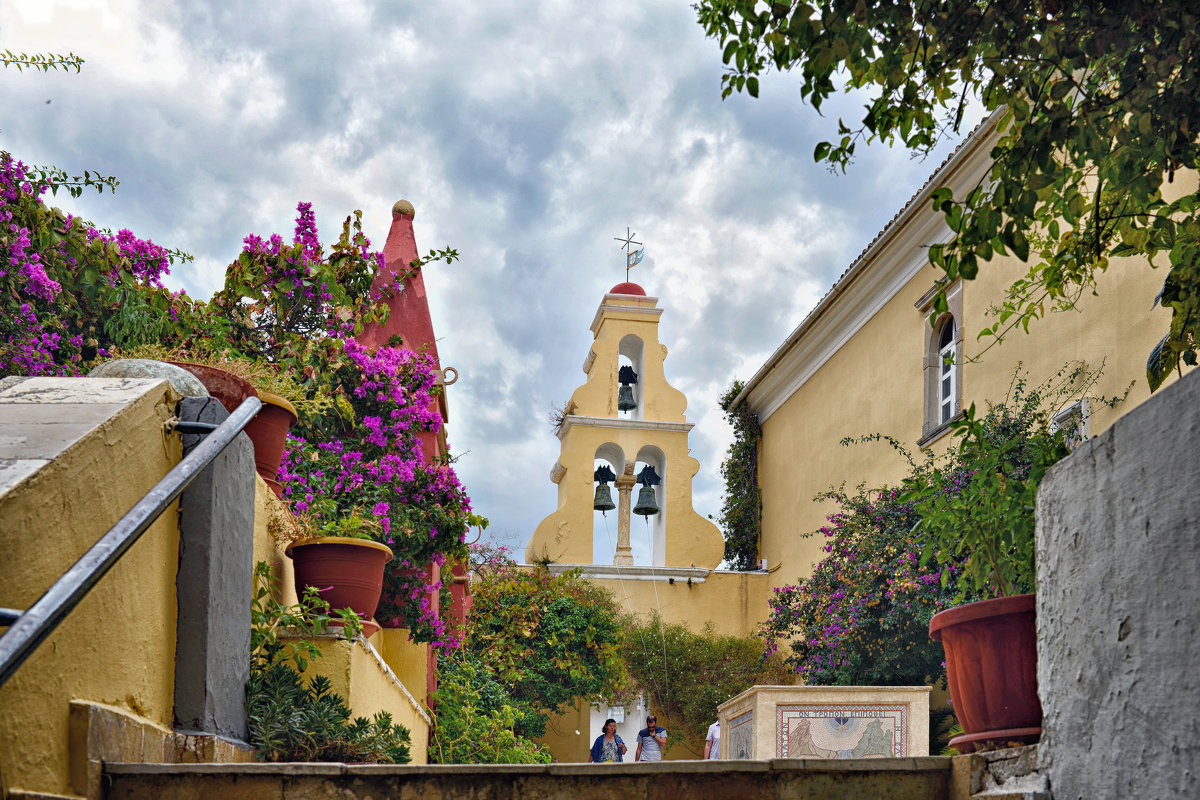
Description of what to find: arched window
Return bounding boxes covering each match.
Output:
[618,335,645,420]
[937,317,957,426]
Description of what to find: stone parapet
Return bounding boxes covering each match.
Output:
[105,758,952,800]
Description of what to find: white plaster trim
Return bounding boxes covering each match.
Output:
[557,415,694,440]
[590,300,663,336]
[549,460,566,484]
[357,635,432,726]
[545,563,711,583]
[735,118,998,422]
[581,349,596,375]
[748,241,943,422]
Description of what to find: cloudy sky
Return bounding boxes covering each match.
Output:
[3,0,974,561]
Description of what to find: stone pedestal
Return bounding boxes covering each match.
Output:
[718,685,931,760]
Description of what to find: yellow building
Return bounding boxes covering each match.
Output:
[525,281,770,760]
[734,112,1190,597]
[525,112,1192,762]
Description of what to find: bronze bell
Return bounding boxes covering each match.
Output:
[617,365,638,412]
[594,483,616,512]
[593,464,617,512]
[617,384,637,412]
[633,485,660,516]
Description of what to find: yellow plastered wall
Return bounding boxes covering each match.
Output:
[0,380,182,797]
[527,292,724,568]
[591,571,768,639]
[255,480,432,763]
[755,165,1193,596]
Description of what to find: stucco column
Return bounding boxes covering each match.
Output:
[614,467,635,566]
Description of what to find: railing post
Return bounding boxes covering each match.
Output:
[174,397,255,740]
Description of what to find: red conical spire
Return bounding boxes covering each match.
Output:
[358,199,441,365]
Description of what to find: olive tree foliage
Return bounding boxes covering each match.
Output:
[696,1,1200,390]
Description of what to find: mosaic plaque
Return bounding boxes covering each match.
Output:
[776,704,908,758]
[728,710,754,759]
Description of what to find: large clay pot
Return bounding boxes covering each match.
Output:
[930,593,1042,753]
[166,361,258,415]
[243,391,298,493]
[286,537,394,624]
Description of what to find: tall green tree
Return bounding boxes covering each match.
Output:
[697,1,1200,389]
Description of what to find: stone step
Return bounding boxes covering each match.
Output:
[967,745,1047,800]
[106,758,955,800]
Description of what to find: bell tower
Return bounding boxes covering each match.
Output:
[525,280,724,569]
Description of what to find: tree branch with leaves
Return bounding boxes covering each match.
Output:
[697,0,1200,390]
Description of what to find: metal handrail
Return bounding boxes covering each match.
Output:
[0,396,262,688]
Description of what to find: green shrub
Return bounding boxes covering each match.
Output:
[623,612,791,756]
[247,562,411,763]
[429,651,551,764]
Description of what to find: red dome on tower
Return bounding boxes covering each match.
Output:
[609,281,646,296]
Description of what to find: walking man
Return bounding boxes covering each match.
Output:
[635,715,667,761]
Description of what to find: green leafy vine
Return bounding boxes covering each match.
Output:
[718,380,762,570]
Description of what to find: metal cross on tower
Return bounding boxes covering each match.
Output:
[613,226,645,282]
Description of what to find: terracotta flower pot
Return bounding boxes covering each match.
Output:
[166,361,258,415]
[286,537,394,623]
[243,391,298,492]
[930,593,1042,753]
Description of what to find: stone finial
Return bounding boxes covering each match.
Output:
[392,199,416,218]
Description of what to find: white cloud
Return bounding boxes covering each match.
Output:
[2,0,974,561]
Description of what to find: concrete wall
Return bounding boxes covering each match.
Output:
[0,377,184,797]
[0,376,435,798]
[1036,368,1200,799]
[104,758,955,800]
[586,569,769,639]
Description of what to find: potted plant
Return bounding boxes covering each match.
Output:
[113,343,328,494]
[903,383,1074,753]
[269,501,394,639]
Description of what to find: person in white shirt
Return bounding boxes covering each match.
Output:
[704,717,721,760]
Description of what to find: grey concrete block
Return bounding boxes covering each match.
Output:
[1036,370,1200,800]
[174,397,255,741]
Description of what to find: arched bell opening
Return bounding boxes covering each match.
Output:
[592,443,625,564]
[618,334,645,420]
[633,445,666,567]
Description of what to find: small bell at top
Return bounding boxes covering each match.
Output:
[617,384,637,412]
[617,364,638,412]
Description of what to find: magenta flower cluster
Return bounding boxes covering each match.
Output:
[0,154,175,376]
[278,334,473,651]
[760,484,967,688]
